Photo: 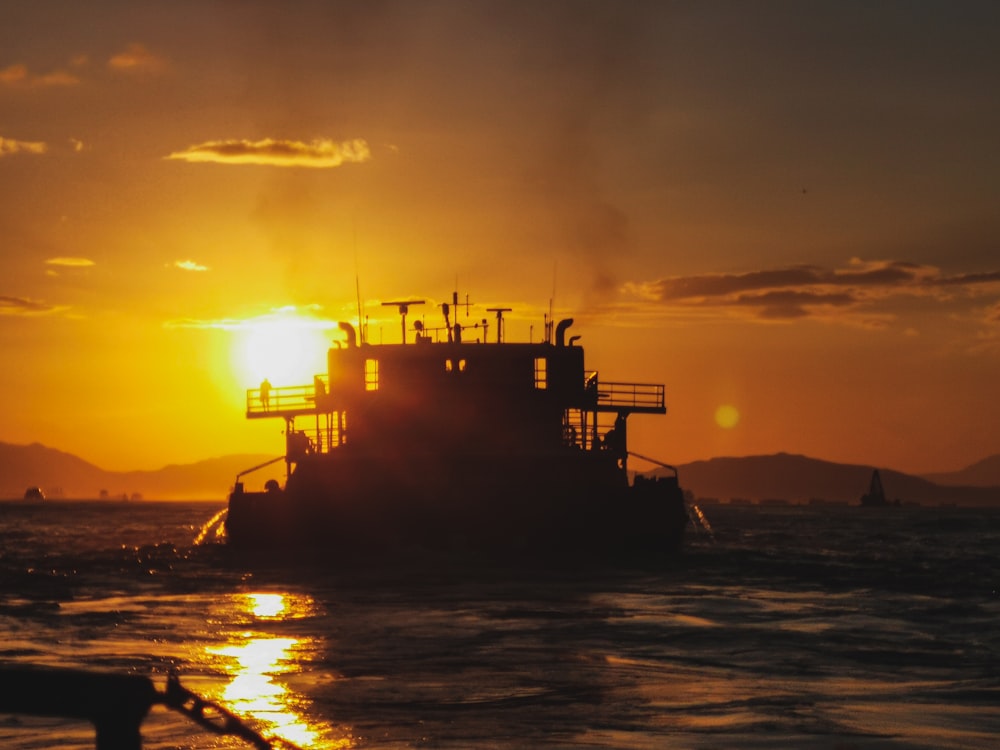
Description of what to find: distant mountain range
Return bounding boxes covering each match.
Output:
[2,442,999,506]
[667,452,1000,507]
[921,454,1000,488]
[0,442,273,501]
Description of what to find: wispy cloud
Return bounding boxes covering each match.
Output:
[45,257,95,268]
[0,296,64,316]
[166,138,372,168]
[932,270,1000,287]
[0,63,80,89]
[0,135,48,156]
[623,258,1000,327]
[165,305,331,331]
[107,43,167,74]
[174,260,209,272]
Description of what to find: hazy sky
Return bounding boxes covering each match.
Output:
[2,0,999,474]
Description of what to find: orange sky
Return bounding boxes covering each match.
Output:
[2,1,999,475]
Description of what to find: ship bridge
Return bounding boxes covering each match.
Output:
[240,308,669,471]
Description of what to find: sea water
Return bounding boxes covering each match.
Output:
[0,500,997,749]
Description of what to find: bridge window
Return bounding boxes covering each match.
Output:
[445,358,467,373]
[534,357,547,389]
[364,358,379,391]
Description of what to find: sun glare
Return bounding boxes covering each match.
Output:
[715,404,740,429]
[233,312,334,388]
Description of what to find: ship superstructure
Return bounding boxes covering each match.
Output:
[226,295,687,561]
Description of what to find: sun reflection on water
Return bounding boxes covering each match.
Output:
[249,592,288,619]
[206,592,351,749]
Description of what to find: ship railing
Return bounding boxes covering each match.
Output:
[563,409,637,451]
[595,381,665,414]
[246,379,326,418]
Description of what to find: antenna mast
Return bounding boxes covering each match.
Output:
[547,260,558,343]
[354,220,365,344]
[355,275,364,345]
[486,307,512,343]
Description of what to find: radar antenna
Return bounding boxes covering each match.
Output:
[381,300,425,344]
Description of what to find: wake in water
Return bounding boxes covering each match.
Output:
[193,508,228,546]
[687,503,715,542]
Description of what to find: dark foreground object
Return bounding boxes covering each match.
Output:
[0,666,296,750]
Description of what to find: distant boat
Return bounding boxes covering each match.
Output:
[23,486,44,502]
[860,469,899,507]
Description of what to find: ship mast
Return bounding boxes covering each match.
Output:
[486,307,512,343]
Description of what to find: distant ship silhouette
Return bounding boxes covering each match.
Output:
[859,469,900,507]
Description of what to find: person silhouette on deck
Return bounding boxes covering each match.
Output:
[260,378,272,411]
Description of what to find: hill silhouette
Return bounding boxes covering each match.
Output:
[0,442,275,500]
[668,452,1000,507]
[922,454,1000,488]
[4,442,999,506]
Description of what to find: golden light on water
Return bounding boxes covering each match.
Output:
[206,592,352,749]
[193,508,228,545]
[210,637,319,747]
[249,593,287,619]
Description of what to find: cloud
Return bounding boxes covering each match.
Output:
[645,260,932,304]
[623,259,1000,325]
[732,290,856,319]
[107,43,167,74]
[166,138,372,168]
[0,63,80,88]
[986,301,1000,324]
[165,305,332,331]
[45,257,95,267]
[174,260,209,272]
[0,296,63,316]
[933,270,1000,287]
[966,301,1000,353]
[0,136,48,156]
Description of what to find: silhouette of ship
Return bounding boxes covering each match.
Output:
[226,293,688,562]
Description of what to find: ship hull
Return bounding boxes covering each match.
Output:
[226,450,687,564]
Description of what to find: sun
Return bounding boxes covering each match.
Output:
[232,311,335,388]
[714,404,740,429]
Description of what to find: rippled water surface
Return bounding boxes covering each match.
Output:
[1,501,998,749]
